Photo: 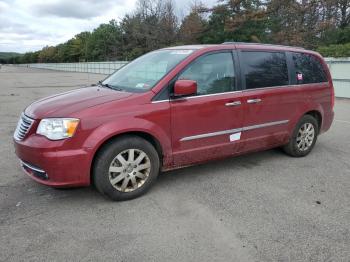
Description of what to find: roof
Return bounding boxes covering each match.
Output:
[163,45,213,50]
[164,42,306,51]
[161,42,320,57]
[221,42,305,49]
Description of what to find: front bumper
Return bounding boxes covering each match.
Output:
[14,135,92,187]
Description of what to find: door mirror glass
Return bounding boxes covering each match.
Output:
[173,80,197,97]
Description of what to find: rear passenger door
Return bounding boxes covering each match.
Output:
[237,50,300,152]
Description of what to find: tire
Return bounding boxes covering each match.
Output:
[93,135,160,201]
[283,114,319,157]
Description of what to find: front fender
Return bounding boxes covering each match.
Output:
[82,116,172,169]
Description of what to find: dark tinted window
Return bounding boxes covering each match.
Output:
[292,53,327,84]
[241,51,289,89]
[178,52,235,95]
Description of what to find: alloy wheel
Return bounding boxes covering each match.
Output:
[108,149,151,192]
[296,123,315,151]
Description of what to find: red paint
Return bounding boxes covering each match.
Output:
[174,80,197,97]
[13,43,334,187]
[170,92,244,167]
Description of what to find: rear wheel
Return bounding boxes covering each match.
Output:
[283,115,318,157]
[93,136,160,201]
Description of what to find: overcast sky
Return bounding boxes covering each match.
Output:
[0,0,217,53]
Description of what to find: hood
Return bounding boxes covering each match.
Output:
[25,86,133,119]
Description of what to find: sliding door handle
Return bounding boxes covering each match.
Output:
[225,101,241,107]
[247,98,262,104]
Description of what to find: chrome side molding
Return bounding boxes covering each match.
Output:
[180,120,289,142]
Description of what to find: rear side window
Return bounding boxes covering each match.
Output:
[241,51,288,89]
[292,53,327,84]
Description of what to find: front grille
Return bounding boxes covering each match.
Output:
[14,113,34,141]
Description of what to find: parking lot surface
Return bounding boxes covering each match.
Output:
[0,66,349,261]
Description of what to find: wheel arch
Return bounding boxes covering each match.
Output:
[304,110,322,132]
[90,131,164,183]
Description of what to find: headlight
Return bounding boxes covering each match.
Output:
[37,118,79,140]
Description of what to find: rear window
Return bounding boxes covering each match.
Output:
[241,51,289,89]
[292,53,327,84]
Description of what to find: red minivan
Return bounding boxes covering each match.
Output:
[13,43,334,200]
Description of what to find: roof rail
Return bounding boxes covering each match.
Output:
[221,42,305,50]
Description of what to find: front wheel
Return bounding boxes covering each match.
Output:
[93,136,160,201]
[283,115,319,157]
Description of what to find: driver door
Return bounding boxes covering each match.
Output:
[170,51,244,167]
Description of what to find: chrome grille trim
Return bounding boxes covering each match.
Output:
[21,161,46,174]
[14,113,34,141]
[20,161,48,180]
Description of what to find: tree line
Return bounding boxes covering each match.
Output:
[2,0,349,64]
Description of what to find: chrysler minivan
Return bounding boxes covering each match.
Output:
[14,43,334,200]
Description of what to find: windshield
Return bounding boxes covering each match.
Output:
[102,49,194,92]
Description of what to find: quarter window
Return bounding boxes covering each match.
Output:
[241,51,289,89]
[178,52,235,95]
[292,53,327,84]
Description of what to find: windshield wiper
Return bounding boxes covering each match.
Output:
[98,81,124,91]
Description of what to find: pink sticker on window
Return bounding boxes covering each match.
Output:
[297,73,303,81]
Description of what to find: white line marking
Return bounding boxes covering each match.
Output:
[335,119,350,124]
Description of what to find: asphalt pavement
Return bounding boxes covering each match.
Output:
[0,66,349,261]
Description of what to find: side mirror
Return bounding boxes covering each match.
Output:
[173,80,197,97]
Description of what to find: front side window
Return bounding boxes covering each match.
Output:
[241,51,289,89]
[178,52,235,95]
[103,49,194,92]
[292,53,327,84]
